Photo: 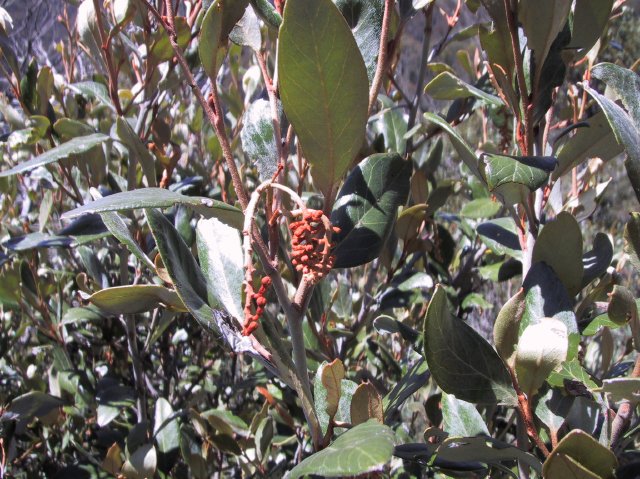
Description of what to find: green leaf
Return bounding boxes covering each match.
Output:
[607,285,637,325]
[441,392,490,437]
[113,0,137,25]
[150,16,191,63]
[624,212,640,271]
[423,285,517,405]
[99,208,155,270]
[2,232,73,251]
[287,420,395,479]
[424,71,502,106]
[69,81,114,111]
[123,444,157,479]
[249,0,282,28]
[8,392,64,421]
[519,0,571,82]
[374,96,408,154]
[334,0,384,84]
[145,208,220,334]
[240,99,279,181]
[199,0,249,79]
[423,113,482,180]
[460,197,501,219]
[383,357,429,418]
[521,262,578,341]
[476,217,522,260]
[534,386,574,436]
[196,217,244,320]
[532,212,583,296]
[143,209,263,361]
[568,0,614,54]
[115,117,157,187]
[515,318,569,397]
[331,153,411,268]
[600,378,640,402]
[583,80,640,203]
[543,429,617,479]
[547,359,599,390]
[582,313,624,336]
[53,118,96,139]
[229,4,261,51]
[592,63,640,130]
[433,436,542,474]
[154,398,180,455]
[482,153,554,205]
[278,0,369,197]
[0,133,110,177]
[553,111,624,180]
[62,188,243,230]
[87,285,187,315]
[493,288,526,367]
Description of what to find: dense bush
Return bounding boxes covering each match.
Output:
[0,0,639,477]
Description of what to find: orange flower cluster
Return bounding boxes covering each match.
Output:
[242,276,271,336]
[290,209,339,282]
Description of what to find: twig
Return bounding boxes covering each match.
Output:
[243,180,322,447]
[503,0,532,155]
[509,367,550,457]
[368,0,395,115]
[140,0,249,209]
[92,0,123,115]
[406,4,434,155]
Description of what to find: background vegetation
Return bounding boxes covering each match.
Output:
[1,0,640,478]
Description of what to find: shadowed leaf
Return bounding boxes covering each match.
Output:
[423,285,517,405]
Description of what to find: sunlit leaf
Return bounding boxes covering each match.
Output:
[287,420,395,479]
[278,0,368,197]
[63,188,243,230]
[543,429,617,479]
[0,133,110,177]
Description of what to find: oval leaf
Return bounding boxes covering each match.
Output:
[624,212,640,271]
[278,0,368,197]
[543,429,617,479]
[532,211,584,296]
[493,288,526,367]
[515,318,569,397]
[482,153,554,205]
[423,285,517,405]
[331,153,411,268]
[287,420,395,479]
[199,0,249,79]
